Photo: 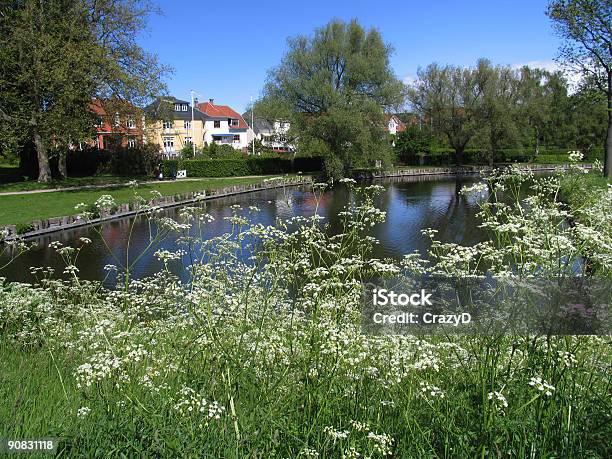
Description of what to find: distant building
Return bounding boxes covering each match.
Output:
[385,114,406,135]
[145,96,207,157]
[90,99,145,150]
[196,99,250,151]
[243,111,294,153]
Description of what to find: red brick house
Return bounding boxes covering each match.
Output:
[90,99,145,150]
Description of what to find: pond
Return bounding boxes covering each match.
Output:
[0,175,487,285]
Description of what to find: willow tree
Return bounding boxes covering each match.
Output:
[0,0,169,182]
[547,0,612,177]
[257,20,405,178]
[407,62,487,165]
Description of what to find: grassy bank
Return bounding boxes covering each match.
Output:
[0,174,153,193]
[560,171,611,209]
[0,172,610,457]
[0,176,282,226]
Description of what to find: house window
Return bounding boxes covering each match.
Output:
[233,135,240,142]
[96,117,104,128]
[174,104,181,111]
[214,120,221,128]
[128,138,136,148]
[163,137,174,150]
[184,120,191,130]
[229,119,239,127]
[163,120,173,129]
[182,104,188,111]
[185,137,192,145]
[127,118,135,129]
[114,113,120,127]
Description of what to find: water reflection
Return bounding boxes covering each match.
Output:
[0,175,487,285]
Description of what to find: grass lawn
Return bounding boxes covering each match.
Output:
[560,171,611,210]
[0,176,285,226]
[0,174,153,193]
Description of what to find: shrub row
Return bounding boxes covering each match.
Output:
[399,147,601,166]
[161,156,323,178]
[18,146,159,178]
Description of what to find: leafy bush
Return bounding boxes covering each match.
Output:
[180,144,195,160]
[394,126,432,164]
[15,223,34,235]
[59,145,159,177]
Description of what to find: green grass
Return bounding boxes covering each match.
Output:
[0,174,610,457]
[560,171,611,209]
[0,176,282,226]
[0,174,152,193]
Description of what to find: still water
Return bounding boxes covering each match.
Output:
[0,175,487,285]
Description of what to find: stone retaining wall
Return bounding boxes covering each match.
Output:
[1,177,312,242]
[368,163,590,179]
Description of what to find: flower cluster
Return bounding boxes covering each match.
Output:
[528,377,555,397]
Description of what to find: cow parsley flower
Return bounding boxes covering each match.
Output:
[528,377,555,396]
[77,407,91,418]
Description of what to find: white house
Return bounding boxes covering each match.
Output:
[243,111,295,153]
[386,114,406,135]
[196,99,250,150]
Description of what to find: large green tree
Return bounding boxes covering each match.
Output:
[476,60,522,164]
[0,0,168,182]
[547,0,612,177]
[515,67,566,155]
[407,61,488,164]
[256,20,405,178]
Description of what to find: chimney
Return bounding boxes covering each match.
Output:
[209,98,214,105]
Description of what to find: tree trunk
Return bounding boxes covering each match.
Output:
[58,152,67,179]
[33,128,51,182]
[605,91,612,178]
[454,147,465,165]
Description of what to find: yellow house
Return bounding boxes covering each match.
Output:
[145,97,207,156]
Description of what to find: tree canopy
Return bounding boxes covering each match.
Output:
[406,59,604,165]
[0,0,169,182]
[256,19,405,178]
[547,0,612,176]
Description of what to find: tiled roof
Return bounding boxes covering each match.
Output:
[197,102,249,129]
[144,96,207,121]
[242,111,274,134]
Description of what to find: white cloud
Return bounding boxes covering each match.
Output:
[511,59,581,91]
[402,73,417,87]
[511,59,562,73]
[402,60,582,93]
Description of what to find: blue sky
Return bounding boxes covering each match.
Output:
[141,0,561,112]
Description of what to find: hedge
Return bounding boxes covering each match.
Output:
[161,156,323,178]
[399,147,600,167]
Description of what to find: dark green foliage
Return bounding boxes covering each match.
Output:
[408,58,607,165]
[20,145,160,177]
[180,144,195,159]
[161,157,323,178]
[397,147,596,166]
[0,0,169,182]
[547,0,612,177]
[203,144,244,159]
[394,126,433,164]
[15,223,35,235]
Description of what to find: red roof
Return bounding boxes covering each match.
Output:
[196,102,249,129]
